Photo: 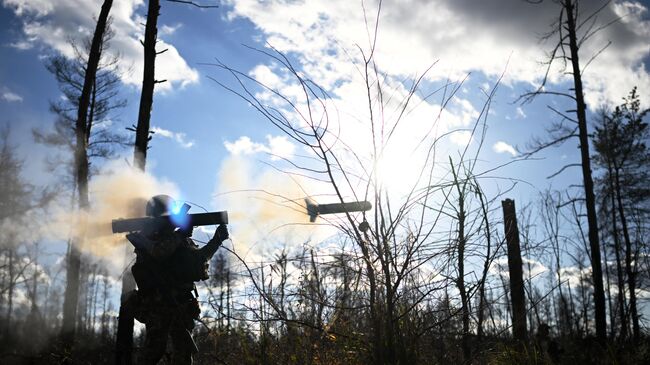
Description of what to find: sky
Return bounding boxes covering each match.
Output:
[1,0,650,304]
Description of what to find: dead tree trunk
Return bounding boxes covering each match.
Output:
[133,0,160,170]
[115,1,160,363]
[5,246,14,334]
[502,199,527,344]
[607,169,627,340]
[614,168,639,342]
[61,0,113,346]
[563,0,607,341]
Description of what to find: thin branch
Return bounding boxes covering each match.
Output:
[166,0,219,8]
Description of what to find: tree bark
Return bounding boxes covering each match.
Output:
[502,199,527,343]
[450,160,471,361]
[563,0,607,342]
[61,0,113,346]
[601,227,615,337]
[607,167,627,340]
[5,247,14,335]
[133,0,160,169]
[457,193,470,361]
[116,1,160,363]
[614,168,639,341]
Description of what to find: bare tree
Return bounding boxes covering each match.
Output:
[520,0,615,341]
[36,29,128,180]
[0,126,53,349]
[31,0,120,349]
[208,35,511,365]
[54,0,116,347]
[116,1,219,360]
[539,190,573,336]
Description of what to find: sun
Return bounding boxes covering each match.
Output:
[374,147,426,196]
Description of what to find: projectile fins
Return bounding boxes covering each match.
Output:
[305,198,319,223]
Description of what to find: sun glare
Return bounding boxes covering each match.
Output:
[375,149,424,196]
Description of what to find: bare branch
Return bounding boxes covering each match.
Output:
[166,0,218,8]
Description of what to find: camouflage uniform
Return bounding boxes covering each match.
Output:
[127,226,226,365]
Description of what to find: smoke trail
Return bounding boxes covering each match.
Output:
[212,156,333,261]
[44,160,179,271]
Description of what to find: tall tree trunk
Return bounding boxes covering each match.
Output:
[116,1,160,363]
[61,1,114,346]
[360,227,381,365]
[133,0,160,170]
[5,247,14,335]
[607,169,627,340]
[457,194,470,361]
[602,229,615,337]
[614,168,639,341]
[502,199,527,344]
[226,269,231,332]
[564,0,607,342]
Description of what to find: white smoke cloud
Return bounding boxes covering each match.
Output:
[42,159,180,273]
[212,156,337,264]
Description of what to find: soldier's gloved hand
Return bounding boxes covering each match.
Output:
[213,224,229,242]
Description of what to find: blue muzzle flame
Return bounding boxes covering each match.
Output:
[169,202,191,230]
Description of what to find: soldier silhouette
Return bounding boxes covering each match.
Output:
[125,195,228,364]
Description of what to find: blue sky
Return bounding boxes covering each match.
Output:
[1,0,650,279]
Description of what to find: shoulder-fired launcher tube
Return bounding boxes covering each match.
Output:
[111,211,228,233]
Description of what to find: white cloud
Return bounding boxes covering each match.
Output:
[493,141,517,157]
[160,23,182,36]
[449,130,473,146]
[224,135,265,155]
[249,64,282,89]
[225,0,650,109]
[560,265,592,288]
[515,106,526,119]
[151,126,195,148]
[224,135,296,160]
[8,40,33,50]
[1,89,23,102]
[454,97,480,126]
[3,0,53,16]
[265,135,295,160]
[492,257,549,280]
[236,33,485,197]
[522,257,549,278]
[209,0,649,203]
[2,0,199,92]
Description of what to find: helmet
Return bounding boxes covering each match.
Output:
[145,195,175,217]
